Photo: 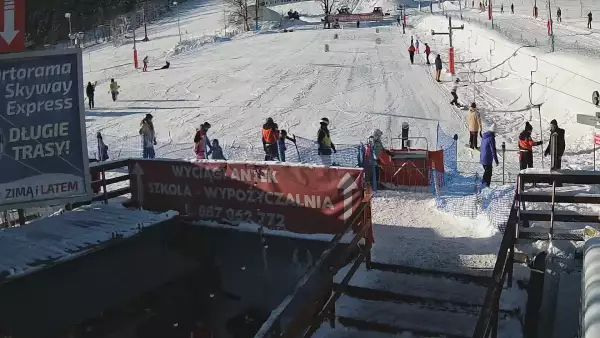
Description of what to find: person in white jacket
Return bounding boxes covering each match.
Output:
[139,114,157,159]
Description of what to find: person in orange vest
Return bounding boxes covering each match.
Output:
[408,43,416,64]
[194,122,212,160]
[518,122,543,170]
[262,117,279,161]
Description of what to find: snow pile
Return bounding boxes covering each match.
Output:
[169,35,232,56]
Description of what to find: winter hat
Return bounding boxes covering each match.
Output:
[145,113,153,120]
[550,119,558,126]
[455,78,460,83]
[525,121,533,131]
[487,123,497,133]
[266,117,274,124]
[320,118,330,125]
[202,122,211,128]
[470,102,477,109]
[372,129,383,139]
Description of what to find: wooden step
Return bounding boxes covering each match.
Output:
[518,191,600,204]
[518,227,585,241]
[519,209,600,223]
[519,168,600,185]
[368,261,492,286]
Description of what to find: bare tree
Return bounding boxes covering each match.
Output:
[320,0,337,28]
[225,0,251,31]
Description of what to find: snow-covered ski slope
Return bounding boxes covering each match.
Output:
[84,6,464,159]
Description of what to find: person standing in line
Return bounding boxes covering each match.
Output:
[544,119,565,172]
[317,117,336,166]
[370,129,392,189]
[511,3,514,14]
[415,39,420,53]
[518,121,543,170]
[424,43,431,64]
[194,122,212,160]
[467,102,482,149]
[277,129,296,162]
[262,117,279,161]
[86,81,96,109]
[588,11,593,29]
[139,114,156,159]
[97,131,109,161]
[435,54,443,82]
[109,78,120,102]
[408,43,416,64]
[480,124,499,188]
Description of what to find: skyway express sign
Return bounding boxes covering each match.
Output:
[129,159,365,235]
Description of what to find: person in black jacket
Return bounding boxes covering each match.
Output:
[86,81,96,109]
[435,55,443,82]
[544,119,565,171]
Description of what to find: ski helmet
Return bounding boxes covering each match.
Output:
[320,118,330,126]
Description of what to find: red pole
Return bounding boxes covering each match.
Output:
[133,49,139,69]
[547,19,551,35]
[488,2,492,20]
[403,14,407,25]
[449,47,455,74]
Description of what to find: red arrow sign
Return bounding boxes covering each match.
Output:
[594,134,600,146]
[0,0,24,52]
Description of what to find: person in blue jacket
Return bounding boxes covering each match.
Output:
[480,123,499,188]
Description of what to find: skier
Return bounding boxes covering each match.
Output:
[472,0,474,7]
[194,122,212,160]
[96,131,109,161]
[143,56,149,72]
[139,114,156,159]
[86,81,96,109]
[480,124,499,188]
[511,3,514,13]
[408,43,416,64]
[450,78,465,107]
[534,5,538,18]
[501,4,504,13]
[410,36,414,45]
[356,20,360,28]
[397,16,401,26]
[467,102,482,149]
[435,54,443,82]
[277,129,296,162]
[317,117,336,166]
[210,139,226,160]
[370,129,392,189]
[424,43,431,64]
[415,39,420,53]
[109,78,120,102]
[262,117,279,161]
[556,7,562,22]
[156,61,171,70]
[588,11,593,29]
[544,119,565,171]
[518,121,543,170]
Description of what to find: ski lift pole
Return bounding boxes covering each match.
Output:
[431,17,464,75]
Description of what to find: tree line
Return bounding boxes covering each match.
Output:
[25,0,171,48]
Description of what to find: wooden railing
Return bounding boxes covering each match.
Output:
[472,189,519,338]
[71,159,131,209]
[253,198,373,338]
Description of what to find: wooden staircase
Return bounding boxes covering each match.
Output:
[517,169,600,243]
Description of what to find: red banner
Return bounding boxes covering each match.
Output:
[129,160,365,235]
[0,0,25,53]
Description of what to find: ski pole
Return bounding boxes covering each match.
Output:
[292,133,301,162]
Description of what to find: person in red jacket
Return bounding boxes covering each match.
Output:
[424,43,431,64]
[408,43,416,64]
[518,122,543,170]
[194,122,212,160]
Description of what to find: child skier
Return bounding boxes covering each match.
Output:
[210,139,226,160]
[450,78,466,107]
[277,129,296,162]
[518,121,543,170]
[143,56,149,72]
[415,39,420,53]
[424,43,431,64]
[408,43,416,64]
[480,124,499,188]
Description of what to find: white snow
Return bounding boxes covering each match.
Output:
[0,203,177,280]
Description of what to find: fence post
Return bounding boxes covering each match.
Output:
[501,142,506,185]
[370,139,377,191]
[550,132,557,170]
[102,168,108,204]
